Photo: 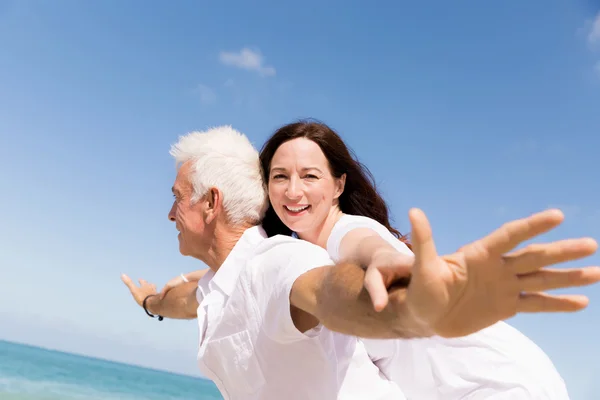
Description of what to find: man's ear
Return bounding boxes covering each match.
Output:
[334,173,346,199]
[204,187,222,224]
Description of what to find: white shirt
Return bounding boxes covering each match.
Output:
[327,214,570,400]
[195,225,406,400]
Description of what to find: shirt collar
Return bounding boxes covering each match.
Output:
[207,225,267,297]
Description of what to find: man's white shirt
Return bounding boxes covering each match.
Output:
[194,226,406,400]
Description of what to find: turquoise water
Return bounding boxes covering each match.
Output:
[0,340,222,400]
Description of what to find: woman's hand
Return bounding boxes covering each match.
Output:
[159,274,188,299]
[364,249,414,312]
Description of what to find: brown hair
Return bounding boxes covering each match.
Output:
[259,119,410,246]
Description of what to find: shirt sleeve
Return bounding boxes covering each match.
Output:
[251,238,334,344]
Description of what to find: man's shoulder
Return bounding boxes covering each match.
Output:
[242,234,333,283]
[241,234,333,302]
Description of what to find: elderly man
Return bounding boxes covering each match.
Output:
[123,126,599,400]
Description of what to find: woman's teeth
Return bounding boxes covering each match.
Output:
[286,205,309,212]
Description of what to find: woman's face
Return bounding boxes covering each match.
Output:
[268,138,345,236]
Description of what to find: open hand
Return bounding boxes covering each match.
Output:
[121,274,158,307]
[394,208,600,338]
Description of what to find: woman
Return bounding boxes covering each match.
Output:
[163,120,569,399]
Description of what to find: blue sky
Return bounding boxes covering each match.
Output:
[1,0,599,397]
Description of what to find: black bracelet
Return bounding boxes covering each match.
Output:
[143,294,164,321]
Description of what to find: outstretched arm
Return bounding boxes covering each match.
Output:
[121,274,199,319]
[290,208,600,340]
[292,261,430,339]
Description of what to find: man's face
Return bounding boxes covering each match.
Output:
[168,161,206,258]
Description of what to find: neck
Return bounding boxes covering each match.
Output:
[298,206,343,249]
[202,220,254,271]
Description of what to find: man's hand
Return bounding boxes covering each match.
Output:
[121,273,199,320]
[390,208,600,338]
[121,274,158,308]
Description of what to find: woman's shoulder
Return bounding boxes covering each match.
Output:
[326,214,391,256]
[329,214,412,257]
[334,214,387,232]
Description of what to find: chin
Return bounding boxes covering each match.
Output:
[286,222,307,235]
[178,243,189,256]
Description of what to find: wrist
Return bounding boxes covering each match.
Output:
[143,294,163,321]
[369,247,395,264]
[389,289,434,338]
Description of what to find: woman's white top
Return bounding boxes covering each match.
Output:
[324,214,569,400]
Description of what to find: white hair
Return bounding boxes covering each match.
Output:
[170,125,268,226]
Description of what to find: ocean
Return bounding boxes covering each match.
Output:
[0,340,222,400]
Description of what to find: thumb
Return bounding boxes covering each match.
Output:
[409,208,439,272]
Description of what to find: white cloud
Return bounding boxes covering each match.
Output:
[195,84,216,105]
[588,12,600,46]
[219,48,276,77]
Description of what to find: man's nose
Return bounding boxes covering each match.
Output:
[168,201,176,221]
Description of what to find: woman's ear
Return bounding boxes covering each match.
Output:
[334,173,346,199]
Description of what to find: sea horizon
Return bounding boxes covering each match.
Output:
[0,339,222,400]
[0,338,204,381]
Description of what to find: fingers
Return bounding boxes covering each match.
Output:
[517,292,589,313]
[505,238,598,274]
[409,208,439,270]
[478,209,564,255]
[121,274,136,291]
[139,278,156,291]
[364,267,389,312]
[519,266,600,292]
